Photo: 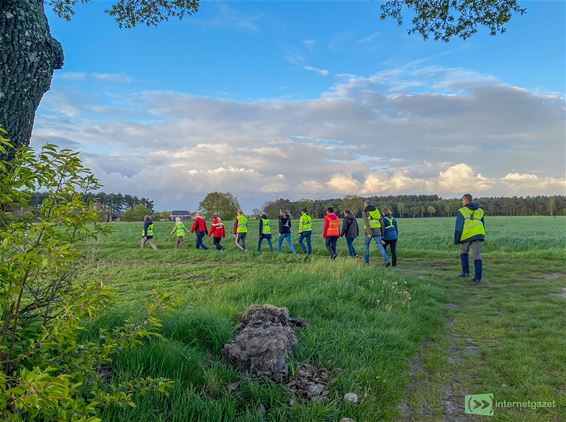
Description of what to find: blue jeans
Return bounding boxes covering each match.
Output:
[236,233,247,251]
[196,231,208,250]
[278,233,296,253]
[298,231,312,254]
[346,237,357,257]
[364,235,389,264]
[257,235,273,252]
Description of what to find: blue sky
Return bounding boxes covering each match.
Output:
[47,1,565,98]
[34,1,565,210]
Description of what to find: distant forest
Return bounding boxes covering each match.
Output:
[258,195,566,219]
[29,192,155,221]
[27,192,566,219]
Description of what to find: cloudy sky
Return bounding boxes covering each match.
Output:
[33,1,565,211]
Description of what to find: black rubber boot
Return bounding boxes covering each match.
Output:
[474,259,482,282]
[459,253,469,277]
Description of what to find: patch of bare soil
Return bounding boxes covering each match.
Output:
[549,287,566,298]
[540,273,564,281]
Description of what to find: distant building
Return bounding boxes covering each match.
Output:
[170,210,191,221]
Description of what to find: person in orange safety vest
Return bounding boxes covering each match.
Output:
[322,207,340,259]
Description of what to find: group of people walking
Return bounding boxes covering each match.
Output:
[319,201,399,266]
[140,194,486,281]
[141,200,400,266]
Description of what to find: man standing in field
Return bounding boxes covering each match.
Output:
[141,215,157,250]
[362,200,390,266]
[233,209,248,252]
[298,208,313,255]
[454,194,486,282]
[170,216,190,248]
[322,207,340,259]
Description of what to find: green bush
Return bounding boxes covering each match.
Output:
[121,204,152,222]
[0,130,174,421]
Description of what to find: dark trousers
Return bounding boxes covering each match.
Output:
[212,236,224,250]
[236,233,247,251]
[196,231,208,250]
[298,231,312,254]
[257,235,273,252]
[345,237,357,257]
[383,239,397,266]
[325,236,338,257]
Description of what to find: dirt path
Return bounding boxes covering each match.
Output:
[396,301,477,421]
[395,257,566,422]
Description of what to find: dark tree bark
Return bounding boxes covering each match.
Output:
[0,0,63,158]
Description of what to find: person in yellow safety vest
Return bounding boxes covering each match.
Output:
[233,209,248,252]
[141,215,157,250]
[298,208,313,255]
[454,193,486,282]
[257,212,273,252]
[362,200,389,266]
[169,216,190,248]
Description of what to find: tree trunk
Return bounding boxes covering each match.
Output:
[0,0,63,158]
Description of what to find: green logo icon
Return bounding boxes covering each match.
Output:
[465,393,494,416]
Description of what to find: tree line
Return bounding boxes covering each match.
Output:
[258,195,566,219]
[26,192,566,222]
[29,191,155,222]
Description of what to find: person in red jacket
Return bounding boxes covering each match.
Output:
[208,214,226,250]
[322,207,340,259]
[191,211,209,250]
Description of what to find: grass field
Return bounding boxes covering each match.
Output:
[82,216,565,421]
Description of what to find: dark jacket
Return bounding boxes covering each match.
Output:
[341,214,359,239]
[454,202,485,244]
[362,205,384,237]
[258,214,272,238]
[382,214,398,241]
[143,220,153,238]
[278,215,291,235]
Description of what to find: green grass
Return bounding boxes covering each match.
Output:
[82,217,565,421]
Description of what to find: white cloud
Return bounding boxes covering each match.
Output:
[92,73,132,83]
[56,72,132,84]
[198,3,263,32]
[503,172,539,181]
[329,32,354,52]
[437,163,494,192]
[356,32,380,45]
[303,66,330,77]
[57,72,87,81]
[302,39,317,51]
[327,173,359,193]
[32,65,566,210]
